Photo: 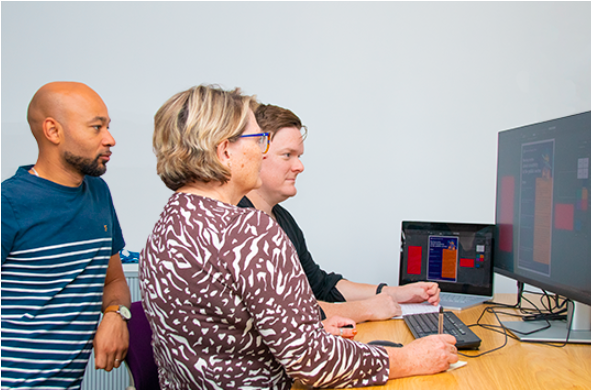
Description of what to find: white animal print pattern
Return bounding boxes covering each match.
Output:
[140,193,389,389]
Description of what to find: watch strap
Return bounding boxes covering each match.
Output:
[376,283,388,294]
[104,305,120,314]
[104,305,131,321]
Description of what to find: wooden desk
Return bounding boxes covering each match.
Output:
[294,294,591,390]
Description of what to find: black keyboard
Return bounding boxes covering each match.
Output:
[403,311,481,350]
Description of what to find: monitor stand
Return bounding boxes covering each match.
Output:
[501,301,591,344]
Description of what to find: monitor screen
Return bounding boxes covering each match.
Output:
[494,111,591,307]
[399,221,494,296]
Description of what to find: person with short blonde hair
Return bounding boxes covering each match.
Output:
[140,85,458,390]
[153,85,259,190]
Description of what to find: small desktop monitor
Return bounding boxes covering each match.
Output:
[494,110,591,343]
[399,221,495,311]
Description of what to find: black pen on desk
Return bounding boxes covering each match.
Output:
[438,307,444,334]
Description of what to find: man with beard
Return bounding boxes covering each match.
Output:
[1,82,131,389]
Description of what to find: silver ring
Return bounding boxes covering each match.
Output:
[339,328,343,336]
[114,359,121,362]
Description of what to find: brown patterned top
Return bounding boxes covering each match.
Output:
[140,193,389,389]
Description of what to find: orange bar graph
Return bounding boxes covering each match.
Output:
[533,177,552,265]
[441,248,457,279]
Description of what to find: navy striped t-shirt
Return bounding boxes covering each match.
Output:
[1,165,125,389]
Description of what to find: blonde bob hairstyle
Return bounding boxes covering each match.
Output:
[153,85,257,191]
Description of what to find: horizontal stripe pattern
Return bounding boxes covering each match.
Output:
[1,237,112,389]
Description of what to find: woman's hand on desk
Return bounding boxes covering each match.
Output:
[322,316,357,339]
[385,334,458,379]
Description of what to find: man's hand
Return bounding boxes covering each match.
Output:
[96,252,131,371]
[386,282,440,305]
[94,312,129,372]
[322,316,357,339]
[362,292,402,321]
[319,292,402,323]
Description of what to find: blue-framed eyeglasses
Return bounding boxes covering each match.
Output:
[239,132,270,153]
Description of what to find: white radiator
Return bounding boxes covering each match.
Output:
[81,266,141,390]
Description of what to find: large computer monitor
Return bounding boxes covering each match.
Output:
[494,110,591,344]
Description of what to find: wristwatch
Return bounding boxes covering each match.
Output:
[104,305,132,322]
[376,283,388,294]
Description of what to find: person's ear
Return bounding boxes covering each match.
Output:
[42,117,62,145]
[216,139,232,167]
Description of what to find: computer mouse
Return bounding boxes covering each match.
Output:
[367,340,403,348]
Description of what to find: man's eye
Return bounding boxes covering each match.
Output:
[92,125,101,131]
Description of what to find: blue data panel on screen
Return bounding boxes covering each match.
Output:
[427,236,459,282]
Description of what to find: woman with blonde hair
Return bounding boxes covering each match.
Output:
[140,84,458,389]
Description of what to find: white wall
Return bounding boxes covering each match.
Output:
[3,2,590,294]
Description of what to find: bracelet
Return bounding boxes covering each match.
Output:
[376,283,388,294]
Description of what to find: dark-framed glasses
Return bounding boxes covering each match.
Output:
[239,132,270,153]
